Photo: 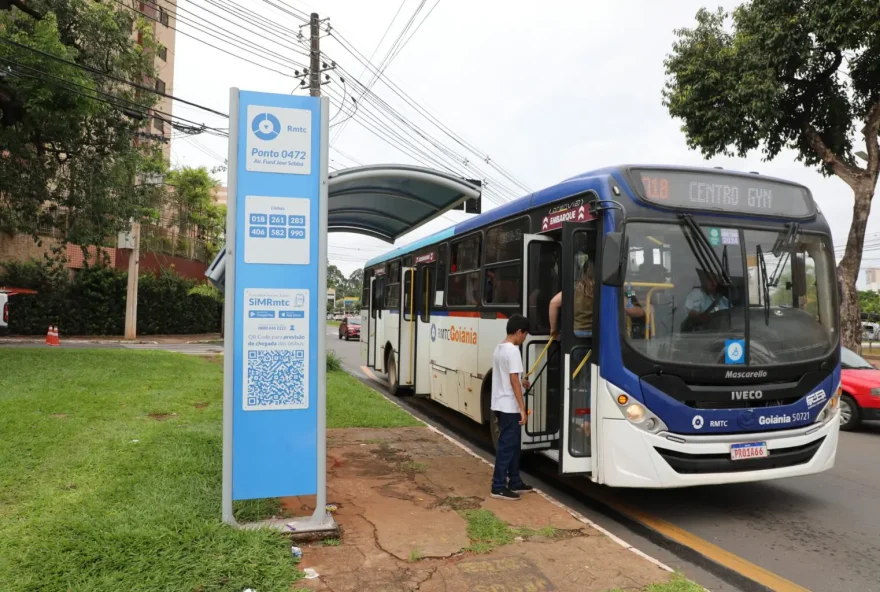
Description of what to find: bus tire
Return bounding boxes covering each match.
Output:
[481,372,500,452]
[386,352,411,397]
[840,393,860,431]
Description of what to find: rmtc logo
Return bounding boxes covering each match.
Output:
[429,324,477,345]
[251,112,281,141]
[732,390,763,400]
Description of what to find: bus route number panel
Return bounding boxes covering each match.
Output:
[245,195,309,265]
[632,168,814,218]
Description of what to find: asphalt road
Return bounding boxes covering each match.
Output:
[327,332,880,592]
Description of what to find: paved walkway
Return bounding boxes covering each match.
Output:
[288,427,674,592]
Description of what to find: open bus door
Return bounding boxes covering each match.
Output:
[558,222,597,474]
[520,234,561,451]
[393,267,416,394]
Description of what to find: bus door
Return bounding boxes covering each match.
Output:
[521,234,561,450]
[397,268,417,389]
[374,275,386,372]
[360,278,371,364]
[368,276,381,368]
[558,222,597,474]
[414,263,435,395]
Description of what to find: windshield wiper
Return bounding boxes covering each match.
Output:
[679,214,732,287]
[768,223,800,287]
[756,245,771,325]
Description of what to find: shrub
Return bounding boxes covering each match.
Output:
[0,260,221,336]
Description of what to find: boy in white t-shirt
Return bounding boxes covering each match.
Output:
[490,314,534,500]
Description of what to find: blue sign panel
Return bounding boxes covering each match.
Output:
[231,90,324,500]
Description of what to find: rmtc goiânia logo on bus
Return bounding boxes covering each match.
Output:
[430,324,478,345]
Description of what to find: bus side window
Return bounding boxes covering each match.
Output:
[436,244,447,307]
[403,269,413,321]
[527,242,561,334]
[420,266,433,323]
[448,235,481,307]
[385,261,401,309]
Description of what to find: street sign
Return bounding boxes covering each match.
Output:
[222,89,333,532]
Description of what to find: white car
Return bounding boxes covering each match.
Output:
[333,312,345,321]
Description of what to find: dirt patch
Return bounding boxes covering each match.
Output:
[370,442,409,463]
[436,496,483,511]
[203,356,223,366]
[49,413,68,419]
[146,412,176,421]
[297,426,673,592]
[192,401,209,409]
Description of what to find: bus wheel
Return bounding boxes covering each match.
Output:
[387,355,401,396]
[840,394,860,431]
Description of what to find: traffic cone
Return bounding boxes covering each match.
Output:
[45,325,52,346]
[51,325,60,346]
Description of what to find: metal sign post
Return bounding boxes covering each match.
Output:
[222,88,334,533]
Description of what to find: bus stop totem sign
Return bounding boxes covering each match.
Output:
[225,89,329,505]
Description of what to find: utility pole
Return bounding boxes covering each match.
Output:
[124,221,140,340]
[309,12,321,97]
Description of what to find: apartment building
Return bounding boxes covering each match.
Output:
[0,0,186,273]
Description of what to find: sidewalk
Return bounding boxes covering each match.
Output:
[0,332,222,345]
[288,426,678,592]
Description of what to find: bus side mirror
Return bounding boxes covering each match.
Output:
[602,232,627,286]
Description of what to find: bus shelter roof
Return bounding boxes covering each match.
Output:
[327,164,481,243]
[205,165,482,291]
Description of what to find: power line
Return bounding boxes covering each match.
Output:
[387,0,442,64]
[327,30,532,194]
[256,4,529,201]
[135,0,308,74]
[0,57,227,136]
[151,0,310,61]
[0,38,229,119]
[112,0,307,80]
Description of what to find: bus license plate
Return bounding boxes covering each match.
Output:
[730,442,768,461]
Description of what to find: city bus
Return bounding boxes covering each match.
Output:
[360,165,841,488]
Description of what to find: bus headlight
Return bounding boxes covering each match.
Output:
[608,384,667,434]
[626,404,646,423]
[814,383,841,425]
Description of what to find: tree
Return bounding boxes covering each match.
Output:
[347,268,364,297]
[164,166,224,260]
[0,1,164,249]
[663,1,880,349]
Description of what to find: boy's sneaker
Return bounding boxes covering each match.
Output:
[509,482,534,493]
[490,487,520,501]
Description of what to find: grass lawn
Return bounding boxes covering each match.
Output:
[0,349,417,592]
[606,574,705,591]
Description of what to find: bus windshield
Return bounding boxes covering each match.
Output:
[622,221,837,367]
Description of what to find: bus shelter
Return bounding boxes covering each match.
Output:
[206,164,482,289]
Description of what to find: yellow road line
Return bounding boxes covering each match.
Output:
[591,491,811,592]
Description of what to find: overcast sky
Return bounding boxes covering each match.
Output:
[168,0,878,285]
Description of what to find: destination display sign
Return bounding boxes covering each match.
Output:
[631,169,814,218]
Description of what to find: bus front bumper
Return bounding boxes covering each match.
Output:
[600,409,840,488]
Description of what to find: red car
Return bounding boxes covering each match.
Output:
[839,347,880,430]
[338,316,360,341]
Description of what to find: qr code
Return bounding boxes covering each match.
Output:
[246,349,307,409]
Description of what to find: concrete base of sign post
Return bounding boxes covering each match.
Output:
[238,514,338,535]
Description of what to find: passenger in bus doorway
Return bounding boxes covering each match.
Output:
[490,314,535,501]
